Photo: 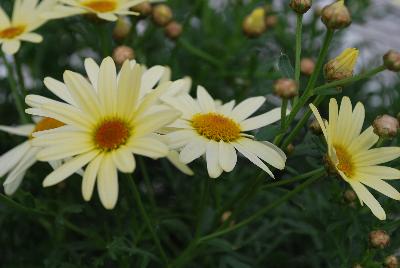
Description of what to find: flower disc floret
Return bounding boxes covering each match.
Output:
[0,25,26,39]
[82,0,117,12]
[94,118,130,150]
[192,113,241,142]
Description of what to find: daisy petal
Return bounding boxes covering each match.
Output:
[97,155,119,209]
[197,86,215,112]
[355,147,400,167]
[240,107,283,131]
[218,141,237,172]
[179,137,207,164]
[361,178,400,200]
[128,137,169,159]
[0,141,30,177]
[2,40,21,55]
[84,58,100,90]
[356,166,400,180]
[82,153,103,201]
[206,141,223,178]
[230,96,265,122]
[166,150,194,176]
[0,124,34,137]
[112,147,136,173]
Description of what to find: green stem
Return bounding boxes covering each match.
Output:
[138,157,156,208]
[280,99,288,131]
[294,14,303,83]
[282,95,325,148]
[312,65,386,94]
[14,54,26,96]
[198,173,323,243]
[274,30,334,146]
[126,174,169,265]
[1,54,29,123]
[178,38,222,68]
[261,167,325,190]
[0,193,48,216]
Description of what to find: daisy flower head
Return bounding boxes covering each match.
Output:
[310,96,400,220]
[46,0,152,22]
[0,117,64,195]
[163,86,287,178]
[25,57,181,209]
[0,0,56,54]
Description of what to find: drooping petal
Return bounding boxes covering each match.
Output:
[97,154,119,209]
[166,150,194,176]
[206,140,223,178]
[179,137,207,164]
[0,141,30,177]
[82,153,103,201]
[218,141,237,172]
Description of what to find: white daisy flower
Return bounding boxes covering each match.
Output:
[45,0,152,22]
[0,117,65,195]
[0,0,56,54]
[163,86,287,178]
[25,57,181,209]
[310,96,400,220]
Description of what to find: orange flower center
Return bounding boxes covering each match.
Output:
[81,0,117,12]
[191,113,241,142]
[0,25,26,39]
[334,144,354,178]
[94,119,130,150]
[31,117,65,138]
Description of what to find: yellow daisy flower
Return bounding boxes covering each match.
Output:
[0,0,56,54]
[310,96,400,220]
[25,57,181,209]
[163,86,287,178]
[46,0,150,21]
[0,117,65,195]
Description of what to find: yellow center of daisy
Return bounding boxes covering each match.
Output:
[94,119,130,150]
[0,25,26,39]
[191,113,241,142]
[334,145,355,178]
[81,0,117,12]
[30,117,65,138]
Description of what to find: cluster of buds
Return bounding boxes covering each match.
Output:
[112,45,135,66]
[242,6,278,38]
[151,4,182,40]
[274,78,298,99]
[383,50,400,72]
[301,58,315,76]
[373,114,399,138]
[131,2,153,18]
[289,0,312,14]
[324,48,359,82]
[385,255,398,268]
[321,0,352,30]
[369,230,390,249]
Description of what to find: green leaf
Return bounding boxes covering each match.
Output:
[313,87,342,96]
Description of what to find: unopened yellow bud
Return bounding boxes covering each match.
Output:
[289,0,312,14]
[324,48,359,82]
[152,4,173,26]
[383,50,400,72]
[321,0,352,30]
[112,17,131,41]
[242,8,266,38]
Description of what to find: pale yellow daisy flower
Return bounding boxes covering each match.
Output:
[45,0,150,22]
[310,96,400,220]
[0,117,65,195]
[0,0,56,54]
[163,86,287,178]
[25,57,181,209]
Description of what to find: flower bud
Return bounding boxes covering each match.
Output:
[274,78,298,99]
[301,58,315,76]
[289,0,312,14]
[373,115,399,138]
[165,21,182,40]
[321,0,351,30]
[242,7,266,38]
[112,17,131,41]
[152,4,173,26]
[369,230,390,249]
[353,265,363,268]
[383,50,400,72]
[385,255,398,268]
[265,15,278,29]
[343,189,357,203]
[131,2,152,18]
[286,143,295,155]
[112,46,135,66]
[221,211,232,222]
[309,118,322,135]
[324,48,359,82]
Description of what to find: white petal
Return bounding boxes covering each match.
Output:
[0,124,34,136]
[165,130,195,149]
[2,40,21,55]
[133,110,181,137]
[82,153,103,201]
[355,147,400,167]
[179,137,207,164]
[206,141,223,178]
[309,103,328,142]
[166,150,194,176]
[4,172,25,196]
[218,100,235,116]
[141,65,165,94]
[0,141,30,177]
[240,107,284,131]
[218,141,237,172]
[43,150,98,187]
[111,147,136,173]
[19,33,43,43]
[197,85,215,112]
[97,155,119,209]
[230,96,265,122]
[361,178,400,200]
[84,58,100,90]
[98,57,117,114]
[37,142,94,161]
[97,12,118,21]
[43,77,75,105]
[356,166,400,180]
[128,137,169,159]
[347,127,378,154]
[349,180,386,220]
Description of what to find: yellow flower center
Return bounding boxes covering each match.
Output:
[191,113,241,142]
[0,25,26,39]
[81,0,117,12]
[334,145,355,178]
[94,119,130,150]
[31,117,65,138]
